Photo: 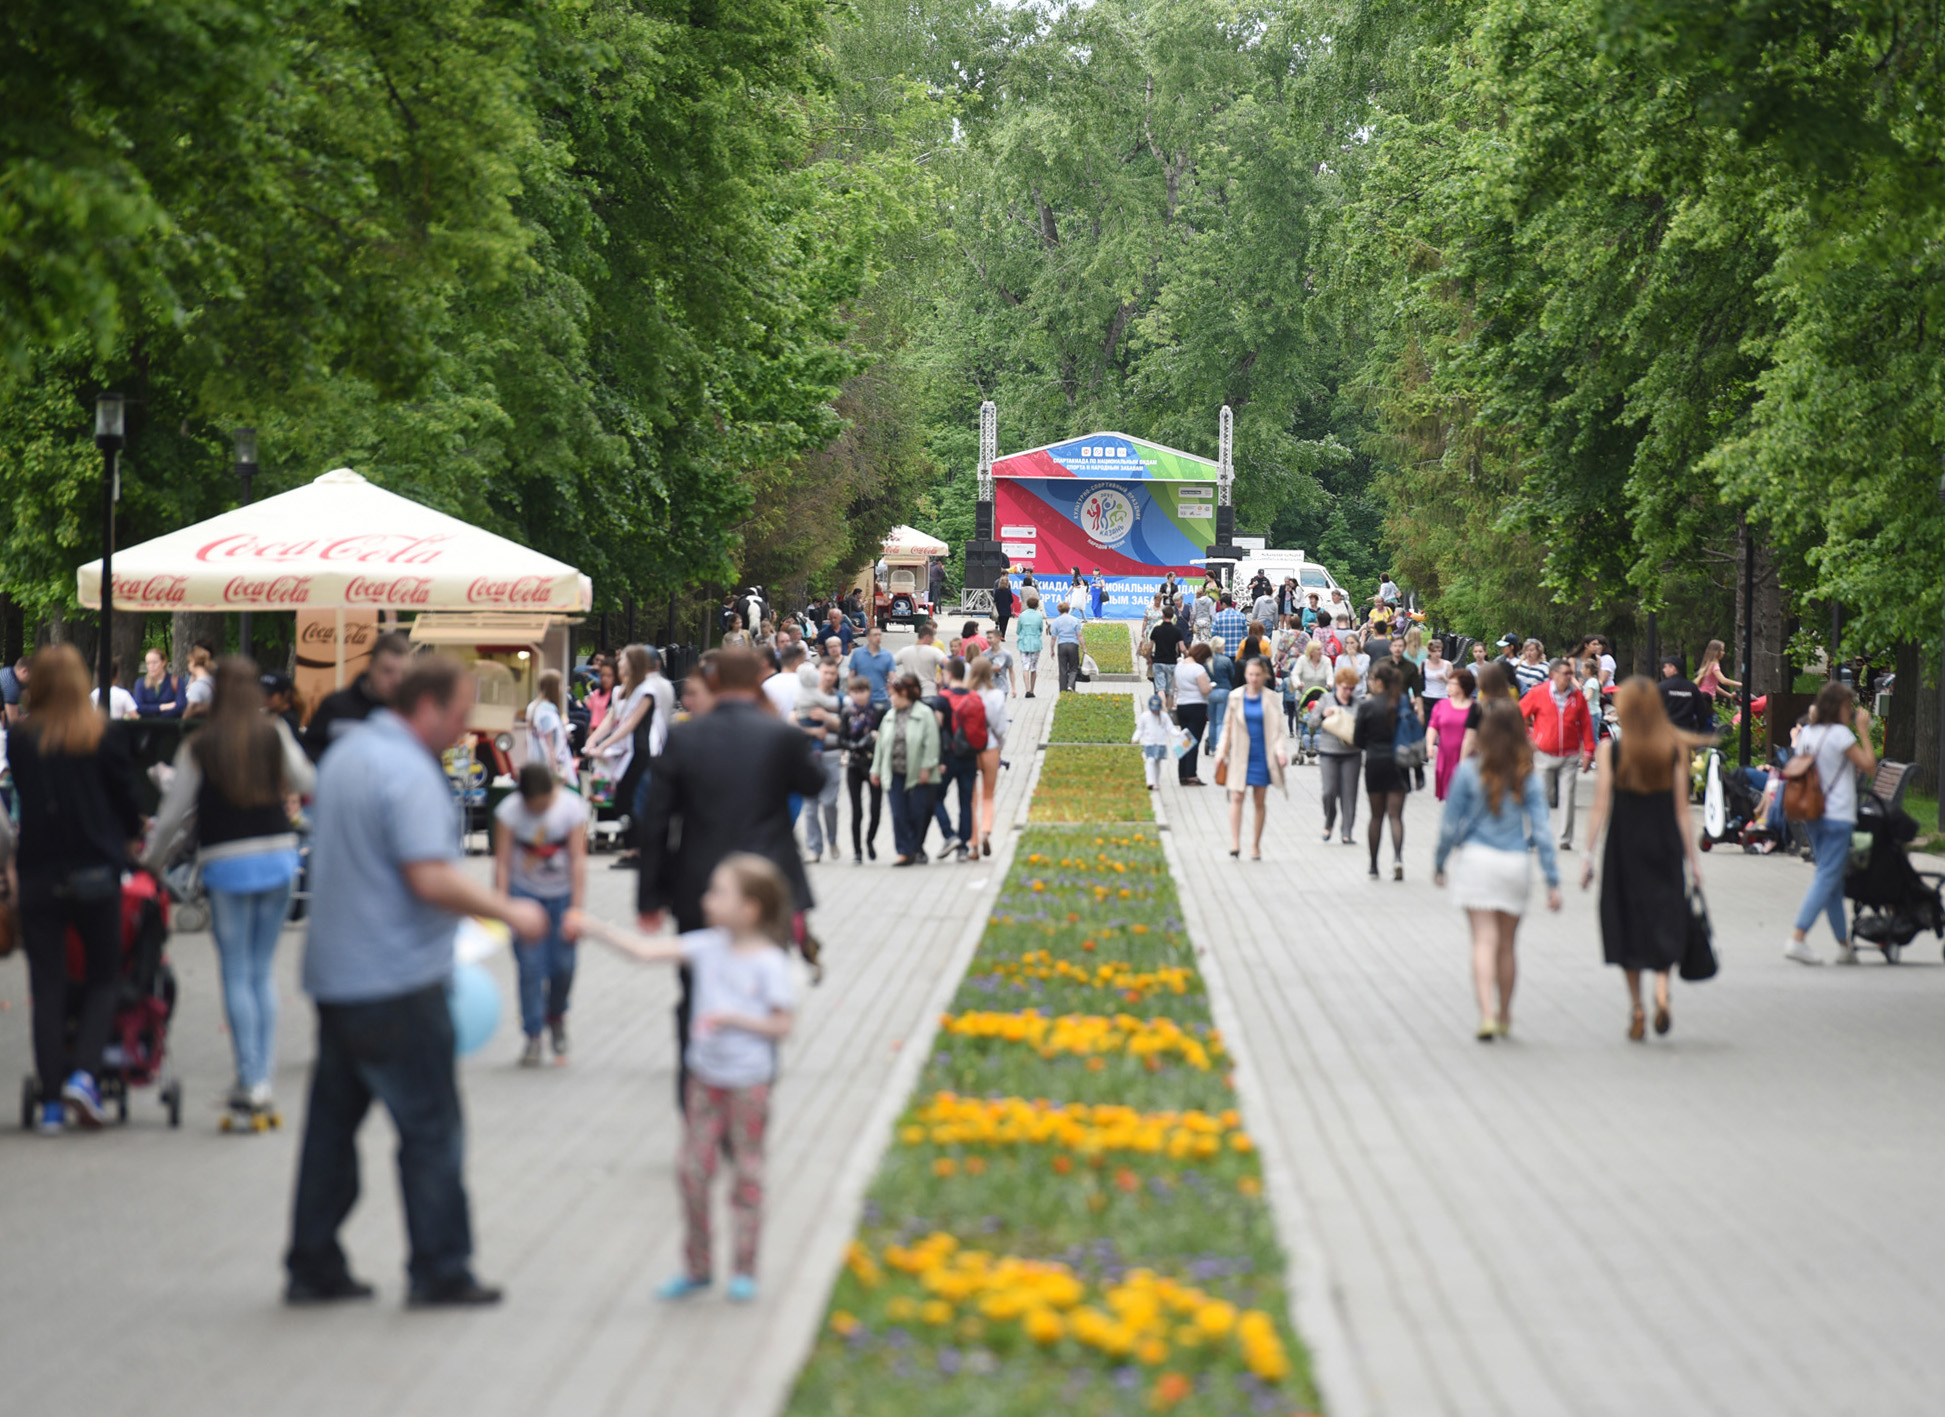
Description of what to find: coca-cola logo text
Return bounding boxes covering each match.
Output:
[196,533,452,565]
[346,575,432,605]
[466,575,553,606]
[223,575,312,605]
[299,620,375,648]
[112,574,189,605]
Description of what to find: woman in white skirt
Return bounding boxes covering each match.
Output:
[1433,700,1562,1040]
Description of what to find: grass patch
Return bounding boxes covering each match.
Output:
[1030,745,1151,824]
[1083,621,1134,674]
[784,826,1312,1417]
[1051,693,1136,744]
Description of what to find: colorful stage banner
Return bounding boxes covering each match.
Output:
[990,431,1219,483]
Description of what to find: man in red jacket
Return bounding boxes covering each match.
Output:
[1520,656,1596,850]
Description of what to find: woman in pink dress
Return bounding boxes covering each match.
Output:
[1430,666,1477,800]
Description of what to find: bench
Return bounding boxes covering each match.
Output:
[1866,760,1915,814]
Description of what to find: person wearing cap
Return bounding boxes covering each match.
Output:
[262,674,304,735]
[1492,634,1521,682]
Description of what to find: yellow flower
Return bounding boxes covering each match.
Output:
[1237,1176,1262,1197]
[829,1309,860,1337]
[1230,1132,1255,1153]
[1137,1336,1170,1366]
[920,1299,953,1326]
[885,1296,916,1322]
[1024,1307,1064,1344]
[900,1125,925,1145]
[1193,1300,1237,1339]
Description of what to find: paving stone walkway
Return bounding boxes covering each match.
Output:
[1143,676,1945,1417]
[0,679,1053,1417]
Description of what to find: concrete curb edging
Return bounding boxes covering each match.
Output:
[1160,825,1373,1417]
[740,785,1034,1417]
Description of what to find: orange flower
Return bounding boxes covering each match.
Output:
[964,1156,987,1176]
[1066,912,1079,923]
[1114,1167,1140,1193]
[1081,940,1096,952]
[934,1158,958,1177]
[1237,1175,1262,1197]
[1052,1154,1073,1175]
[1086,1057,1106,1072]
[1150,1373,1193,1408]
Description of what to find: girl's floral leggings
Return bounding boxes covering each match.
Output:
[679,1077,770,1279]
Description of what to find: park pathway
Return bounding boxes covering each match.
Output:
[0,678,1053,1417]
[1148,678,1945,1416]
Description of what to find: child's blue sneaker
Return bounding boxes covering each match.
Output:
[37,1101,65,1135]
[655,1274,710,1301]
[726,1275,758,1303]
[62,1071,107,1129]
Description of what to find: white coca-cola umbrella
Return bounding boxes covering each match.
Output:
[880,524,948,557]
[77,467,593,613]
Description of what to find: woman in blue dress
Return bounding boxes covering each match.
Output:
[1211,656,1288,859]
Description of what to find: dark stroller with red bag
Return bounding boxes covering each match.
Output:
[1844,795,1945,964]
[18,870,184,1128]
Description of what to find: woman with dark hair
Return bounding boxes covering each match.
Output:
[1429,667,1475,800]
[872,673,941,867]
[148,657,315,1126]
[1173,643,1213,785]
[1355,660,1412,881]
[1581,677,1711,1039]
[10,645,144,1132]
[1435,700,1562,1040]
[1782,680,1877,965]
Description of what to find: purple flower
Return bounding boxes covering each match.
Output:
[937,1347,963,1376]
[1113,1365,1141,1390]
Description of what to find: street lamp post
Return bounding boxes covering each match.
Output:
[94,393,125,705]
[1936,472,1945,834]
[233,427,259,655]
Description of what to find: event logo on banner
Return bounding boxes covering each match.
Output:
[1075,484,1138,547]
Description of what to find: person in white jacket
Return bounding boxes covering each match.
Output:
[1133,694,1175,790]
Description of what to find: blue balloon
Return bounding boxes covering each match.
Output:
[447,962,501,1057]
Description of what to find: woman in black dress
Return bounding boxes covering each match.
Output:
[1355,660,1411,881]
[1579,677,1709,1040]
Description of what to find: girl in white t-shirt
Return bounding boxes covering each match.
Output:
[526,669,576,779]
[968,656,1008,857]
[574,854,798,1304]
[1784,683,1877,965]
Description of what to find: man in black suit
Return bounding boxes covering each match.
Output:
[635,647,827,1105]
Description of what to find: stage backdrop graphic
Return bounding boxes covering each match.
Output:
[992,432,1218,619]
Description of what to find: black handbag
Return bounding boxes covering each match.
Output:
[1679,884,1719,982]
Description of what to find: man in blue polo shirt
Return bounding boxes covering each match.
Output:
[845,624,896,709]
[285,656,545,1310]
[1052,601,1085,692]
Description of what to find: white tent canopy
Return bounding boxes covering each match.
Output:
[78,467,592,613]
[880,524,947,558]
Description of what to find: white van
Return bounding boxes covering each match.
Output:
[1232,548,1342,603]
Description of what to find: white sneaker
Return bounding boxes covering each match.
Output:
[1836,943,1858,966]
[1784,938,1824,966]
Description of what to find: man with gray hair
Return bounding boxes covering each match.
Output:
[1520,656,1596,849]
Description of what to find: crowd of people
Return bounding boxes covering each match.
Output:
[0,560,1899,1314]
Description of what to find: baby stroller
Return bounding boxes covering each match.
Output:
[1699,749,1771,852]
[18,871,184,1129]
[1844,796,1945,963]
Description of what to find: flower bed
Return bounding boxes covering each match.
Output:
[1029,745,1151,824]
[1051,692,1135,744]
[785,827,1314,1416]
[1084,621,1135,674]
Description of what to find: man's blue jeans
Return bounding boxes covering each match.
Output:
[207,879,296,1090]
[1795,818,1854,942]
[287,982,474,1294]
[510,888,575,1038]
[1207,689,1230,752]
[932,753,977,846]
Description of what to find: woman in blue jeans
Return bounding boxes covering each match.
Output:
[870,675,941,866]
[1784,682,1877,966]
[148,657,315,1126]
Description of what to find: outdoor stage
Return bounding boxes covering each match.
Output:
[992,431,1217,618]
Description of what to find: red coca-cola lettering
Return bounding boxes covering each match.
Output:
[345,575,432,605]
[196,532,451,565]
[112,574,189,605]
[223,575,312,605]
[466,575,552,606]
[320,534,451,565]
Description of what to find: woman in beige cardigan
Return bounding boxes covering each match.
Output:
[1212,656,1289,859]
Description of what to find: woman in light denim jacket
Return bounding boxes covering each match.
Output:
[1433,700,1562,1041]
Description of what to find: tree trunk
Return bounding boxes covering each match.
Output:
[0,594,23,664]
[1887,640,1920,764]
[1916,646,1942,798]
[110,611,148,689]
[1752,538,1786,696]
[171,611,227,672]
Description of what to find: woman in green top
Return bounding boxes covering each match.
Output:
[1014,594,1048,699]
[870,673,942,866]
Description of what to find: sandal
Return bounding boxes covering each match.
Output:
[1654,1003,1671,1036]
[1628,1006,1646,1042]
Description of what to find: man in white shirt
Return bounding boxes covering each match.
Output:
[893,622,948,697]
[763,645,804,717]
[1324,588,1352,626]
[641,649,676,757]
[90,662,138,720]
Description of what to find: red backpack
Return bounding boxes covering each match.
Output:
[943,687,989,755]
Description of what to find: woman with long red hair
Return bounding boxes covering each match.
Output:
[1580,677,1710,1040]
